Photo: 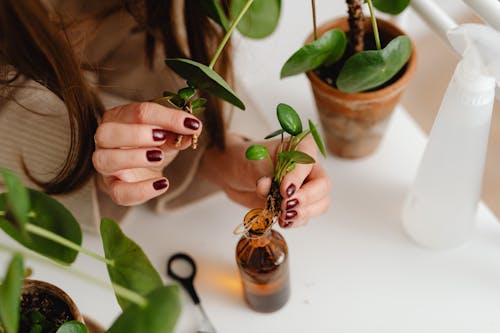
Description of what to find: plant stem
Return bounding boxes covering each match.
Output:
[209,0,255,69]
[366,0,381,50]
[0,243,148,307]
[312,0,317,40]
[25,224,115,266]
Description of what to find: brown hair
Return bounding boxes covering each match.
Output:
[0,0,231,195]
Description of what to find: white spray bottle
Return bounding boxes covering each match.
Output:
[402,24,500,249]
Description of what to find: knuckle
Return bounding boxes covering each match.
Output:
[109,183,126,206]
[136,102,154,123]
[92,150,106,172]
[93,124,108,147]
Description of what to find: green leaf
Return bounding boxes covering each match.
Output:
[279,151,315,164]
[191,98,207,109]
[277,103,302,136]
[56,321,88,333]
[264,129,285,140]
[198,0,230,31]
[0,254,24,333]
[192,107,206,116]
[373,0,410,14]
[337,35,412,93]
[0,190,82,264]
[281,29,347,78]
[177,87,195,100]
[166,58,245,110]
[231,0,281,39]
[100,218,163,310]
[309,120,326,157]
[0,168,30,230]
[107,285,181,333]
[245,145,270,161]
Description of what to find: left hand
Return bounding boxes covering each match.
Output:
[199,133,331,229]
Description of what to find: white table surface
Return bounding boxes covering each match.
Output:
[2,1,499,332]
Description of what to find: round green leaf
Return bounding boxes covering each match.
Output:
[231,0,281,39]
[166,58,245,110]
[0,190,82,264]
[0,168,29,229]
[281,29,347,78]
[191,98,207,109]
[308,120,326,157]
[56,321,88,333]
[279,151,315,164]
[107,285,181,333]
[245,145,270,161]
[337,35,412,93]
[373,0,410,14]
[100,218,163,310]
[198,0,230,31]
[277,103,302,136]
[177,87,195,100]
[0,254,23,333]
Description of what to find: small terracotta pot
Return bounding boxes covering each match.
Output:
[306,17,417,158]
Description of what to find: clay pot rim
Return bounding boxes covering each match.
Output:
[305,16,417,101]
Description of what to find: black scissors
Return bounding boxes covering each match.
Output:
[167,253,217,333]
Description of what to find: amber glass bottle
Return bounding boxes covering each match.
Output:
[236,209,290,312]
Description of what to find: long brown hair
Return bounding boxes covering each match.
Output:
[0,0,231,195]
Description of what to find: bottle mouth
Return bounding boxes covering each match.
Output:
[233,208,277,239]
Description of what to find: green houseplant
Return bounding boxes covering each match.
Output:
[281,0,416,159]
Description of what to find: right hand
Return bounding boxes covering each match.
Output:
[93,102,202,206]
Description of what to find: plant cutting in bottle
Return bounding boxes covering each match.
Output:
[239,103,326,235]
[0,168,180,333]
[280,0,412,93]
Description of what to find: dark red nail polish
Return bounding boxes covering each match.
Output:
[283,221,293,228]
[285,210,297,220]
[184,118,200,130]
[286,184,296,197]
[286,198,299,210]
[152,129,168,141]
[153,179,169,190]
[147,150,163,162]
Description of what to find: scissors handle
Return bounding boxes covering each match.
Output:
[166,252,200,305]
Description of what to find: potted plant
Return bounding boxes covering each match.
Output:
[281,0,416,158]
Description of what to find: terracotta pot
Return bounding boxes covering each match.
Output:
[306,17,417,158]
[21,279,84,329]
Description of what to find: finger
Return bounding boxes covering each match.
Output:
[94,123,170,149]
[279,197,330,229]
[256,177,272,199]
[93,148,168,175]
[103,168,162,184]
[107,177,170,206]
[103,102,202,135]
[280,164,331,212]
[223,186,266,209]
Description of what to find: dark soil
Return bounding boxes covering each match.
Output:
[19,290,75,333]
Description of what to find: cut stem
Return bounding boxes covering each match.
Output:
[25,223,115,266]
[209,0,255,69]
[312,0,318,40]
[366,0,381,50]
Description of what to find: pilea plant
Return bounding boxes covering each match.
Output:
[244,103,326,229]
[281,0,412,93]
[0,168,180,333]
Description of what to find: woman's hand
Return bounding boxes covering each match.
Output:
[200,133,330,228]
[93,102,202,206]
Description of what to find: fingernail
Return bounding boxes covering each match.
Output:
[286,184,296,197]
[286,199,299,210]
[147,150,163,162]
[153,179,169,190]
[152,129,168,141]
[283,221,294,228]
[285,210,297,220]
[184,118,200,130]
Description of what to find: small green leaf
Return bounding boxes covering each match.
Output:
[107,285,181,333]
[309,120,326,157]
[231,0,281,39]
[0,254,24,333]
[245,145,270,161]
[191,98,207,109]
[264,129,285,140]
[0,168,29,230]
[279,151,315,164]
[177,87,195,100]
[165,58,245,110]
[56,321,88,333]
[100,219,163,310]
[277,103,302,136]
[198,0,230,31]
[192,106,206,116]
[281,29,347,78]
[373,0,410,14]
[337,35,412,93]
[0,190,82,264]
